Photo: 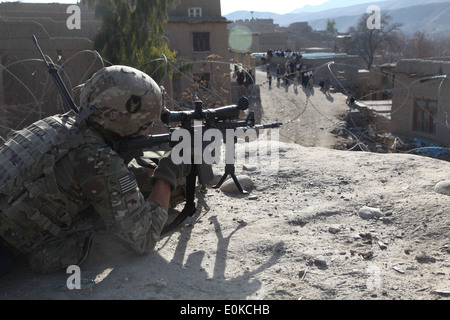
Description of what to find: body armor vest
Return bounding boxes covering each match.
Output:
[0,111,104,252]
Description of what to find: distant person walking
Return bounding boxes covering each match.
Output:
[324,76,331,95]
[276,64,282,84]
[307,71,314,89]
[285,61,290,78]
[236,68,245,86]
[266,64,272,87]
[293,75,299,91]
[284,70,289,86]
[245,68,254,87]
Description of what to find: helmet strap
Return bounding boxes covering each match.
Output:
[76,105,99,124]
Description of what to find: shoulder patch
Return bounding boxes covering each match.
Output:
[118,173,137,194]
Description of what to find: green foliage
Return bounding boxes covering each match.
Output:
[81,0,179,83]
[326,19,337,34]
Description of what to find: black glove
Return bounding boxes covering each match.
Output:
[151,151,190,192]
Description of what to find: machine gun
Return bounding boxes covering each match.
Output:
[33,35,283,232]
[114,97,282,189]
[112,97,282,232]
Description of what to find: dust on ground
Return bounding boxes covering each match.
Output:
[0,68,449,301]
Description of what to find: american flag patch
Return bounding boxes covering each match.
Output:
[118,174,138,194]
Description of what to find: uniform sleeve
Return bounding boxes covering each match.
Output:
[73,144,168,254]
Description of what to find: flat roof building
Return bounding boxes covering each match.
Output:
[392,58,450,147]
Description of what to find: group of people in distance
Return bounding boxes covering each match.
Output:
[267,62,314,90]
[234,65,254,87]
[266,48,302,60]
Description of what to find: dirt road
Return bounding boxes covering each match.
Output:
[255,68,349,149]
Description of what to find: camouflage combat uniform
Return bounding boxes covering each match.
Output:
[0,66,172,274]
[0,111,168,273]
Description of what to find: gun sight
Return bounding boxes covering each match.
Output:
[161,97,249,124]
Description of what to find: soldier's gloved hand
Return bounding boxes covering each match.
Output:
[151,151,190,192]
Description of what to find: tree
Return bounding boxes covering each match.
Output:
[347,13,401,70]
[405,31,438,59]
[326,19,337,35]
[81,0,179,83]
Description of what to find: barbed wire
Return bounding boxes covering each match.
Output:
[246,58,449,156]
[0,49,449,159]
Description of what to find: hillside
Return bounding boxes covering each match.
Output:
[307,1,450,37]
[225,0,450,37]
[1,144,449,301]
[290,0,378,13]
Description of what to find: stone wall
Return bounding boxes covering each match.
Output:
[392,59,450,147]
[0,3,101,135]
[230,19,336,54]
[229,18,276,33]
[164,0,232,109]
[253,32,288,52]
[0,3,99,39]
[167,0,222,18]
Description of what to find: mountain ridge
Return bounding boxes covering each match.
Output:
[289,0,385,13]
[225,0,450,37]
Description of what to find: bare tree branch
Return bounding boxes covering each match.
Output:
[347,13,402,70]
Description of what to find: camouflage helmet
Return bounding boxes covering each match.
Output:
[79,65,163,136]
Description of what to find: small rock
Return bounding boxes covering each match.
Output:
[220,175,254,193]
[313,256,327,267]
[434,289,450,296]
[392,266,405,274]
[359,251,374,260]
[328,226,341,234]
[378,241,388,250]
[358,206,383,220]
[359,232,372,239]
[435,180,450,196]
[156,279,167,288]
[243,164,258,172]
[415,252,436,263]
[298,269,307,279]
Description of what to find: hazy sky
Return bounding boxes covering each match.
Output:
[0,0,333,15]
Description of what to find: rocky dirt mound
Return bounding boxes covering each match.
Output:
[1,68,448,301]
[1,141,449,300]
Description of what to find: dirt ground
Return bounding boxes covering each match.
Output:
[0,68,449,301]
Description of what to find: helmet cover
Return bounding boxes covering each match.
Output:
[79,65,162,136]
